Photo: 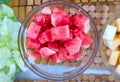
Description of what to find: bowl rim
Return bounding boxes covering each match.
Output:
[18,0,99,80]
[100,9,120,80]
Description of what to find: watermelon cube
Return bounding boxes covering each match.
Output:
[51,25,70,41]
[26,38,40,49]
[64,37,82,55]
[28,50,40,60]
[38,30,52,43]
[48,41,59,51]
[49,53,58,63]
[41,6,52,14]
[40,47,56,58]
[26,22,41,39]
[58,47,69,61]
[73,13,90,33]
[78,32,93,48]
[34,14,51,28]
[51,7,69,27]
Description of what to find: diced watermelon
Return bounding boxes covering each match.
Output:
[58,47,69,61]
[72,28,80,37]
[26,22,41,39]
[38,30,52,43]
[51,25,70,40]
[39,47,56,58]
[48,41,59,51]
[78,31,93,48]
[28,50,40,60]
[68,15,76,29]
[26,7,92,63]
[34,14,51,28]
[26,38,40,49]
[64,37,82,55]
[49,53,58,63]
[73,29,93,48]
[72,13,90,33]
[41,6,52,14]
[51,7,69,27]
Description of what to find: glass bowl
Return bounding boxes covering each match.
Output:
[100,9,120,80]
[18,1,99,80]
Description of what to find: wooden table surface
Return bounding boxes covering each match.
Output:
[10,0,120,82]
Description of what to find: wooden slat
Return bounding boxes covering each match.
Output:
[14,80,19,82]
[35,0,41,5]
[27,0,34,5]
[98,0,106,2]
[41,80,48,82]
[12,7,19,17]
[82,75,88,81]
[13,0,19,6]
[26,6,32,15]
[42,0,49,3]
[35,57,41,64]
[116,0,120,1]
[20,0,26,6]
[90,0,97,2]
[73,0,80,3]
[26,80,33,82]
[101,75,108,81]
[107,0,114,1]
[19,6,25,21]
[108,75,115,81]
[19,80,26,82]
[36,80,41,82]
[41,58,48,64]
[49,59,55,65]
[81,0,89,2]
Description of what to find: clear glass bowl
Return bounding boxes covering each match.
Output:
[100,9,120,80]
[18,1,99,80]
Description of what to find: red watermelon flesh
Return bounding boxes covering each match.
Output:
[51,7,69,27]
[48,42,59,51]
[73,13,90,34]
[26,38,40,49]
[51,25,70,40]
[34,14,51,28]
[41,6,52,14]
[58,47,69,61]
[28,50,40,60]
[26,7,93,63]
[78,31,93,48]
[26,22,41,39]
[39,47,56,58]
[49,53,58,63]
[38,30,52,43]
[72,29,93,48]
[64,37,82,56]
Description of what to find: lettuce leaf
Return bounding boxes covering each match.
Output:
[0,4,27,82]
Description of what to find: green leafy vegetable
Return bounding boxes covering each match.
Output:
[0,4,27,82]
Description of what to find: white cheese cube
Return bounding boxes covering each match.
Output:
[109,51,120,66]
[106,49,112,56]
[103,25,117,40]
[105,38,120,50]
[115,18,120,32]
[116,65,120,75]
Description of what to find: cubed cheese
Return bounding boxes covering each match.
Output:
[105,37,120,50]
[106,49,112,56]
[109,51,120,66]
[116,65,120,74]
[118,56,120,64]
[102,25,117,40]
[115,18,120,32]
